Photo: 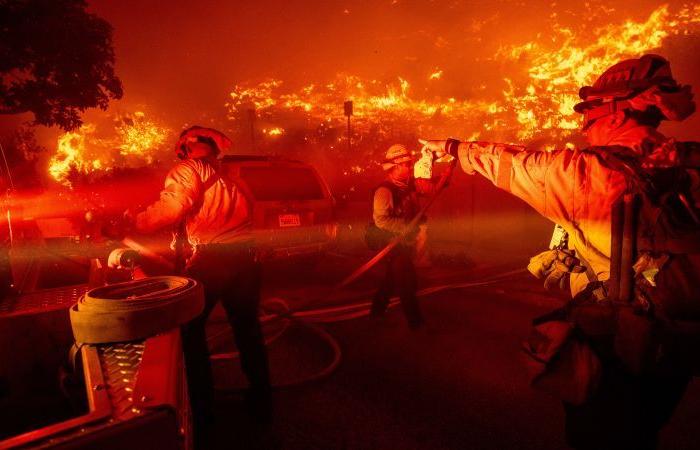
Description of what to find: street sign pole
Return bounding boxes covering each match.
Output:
[343,101,353,153]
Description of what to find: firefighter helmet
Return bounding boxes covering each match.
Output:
[175,126,232,159]
[382,144,414,171]
[574,54,695,129]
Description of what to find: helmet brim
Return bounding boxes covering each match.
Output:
[381,155,414,171]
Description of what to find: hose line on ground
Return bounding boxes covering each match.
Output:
[209,268,526,390]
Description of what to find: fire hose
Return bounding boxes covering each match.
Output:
[204,157,460,387]
[206,268,525,389]
[338,155,457,288]
[69,276,204,344]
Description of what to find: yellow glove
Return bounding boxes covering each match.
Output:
[527,250,559,279]
[527,249,586,291]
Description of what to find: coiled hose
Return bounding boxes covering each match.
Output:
[70,276,204,344]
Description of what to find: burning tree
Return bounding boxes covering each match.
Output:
[48,111,171,187]
[0,0,123,131]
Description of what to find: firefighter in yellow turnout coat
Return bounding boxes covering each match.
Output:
[422,54,699,449]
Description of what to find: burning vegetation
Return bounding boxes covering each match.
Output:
[48,112,170,187]
[225,3,700,152]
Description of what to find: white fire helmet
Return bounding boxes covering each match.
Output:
[381,144,415,171]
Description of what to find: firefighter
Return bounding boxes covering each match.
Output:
[366,144,445,329]
[421,54,698,449]
[129,126,271,440]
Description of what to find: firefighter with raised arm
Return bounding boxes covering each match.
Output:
[422,54,699,449]
[128,126,271,444]
[366,144,449,329]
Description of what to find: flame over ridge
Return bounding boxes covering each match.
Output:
[499,3,700,140]
[225,4,700,147]
[49,112,170,186]
[226,74,502,141]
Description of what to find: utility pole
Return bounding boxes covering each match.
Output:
[247,108,256,151]
[344,100,353,153]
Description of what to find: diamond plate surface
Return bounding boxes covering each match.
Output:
[0,284,87,315]
[98,341,145,420]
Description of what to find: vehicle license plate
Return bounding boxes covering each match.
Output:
[278,214,301,227]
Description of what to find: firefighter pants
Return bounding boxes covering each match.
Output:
[182,243,271,434]
[371,245,423,328]
[563,335,690,450]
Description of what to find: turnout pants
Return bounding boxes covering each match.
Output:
[371,245,423,328]
[182,243,271,433]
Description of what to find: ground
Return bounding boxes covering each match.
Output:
[204,248,700,450]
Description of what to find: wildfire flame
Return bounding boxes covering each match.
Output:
[225,4,700,148]
[498,3,700,140]
[227,74,500,139]
[43,3,700,188]
[115,111,169,160]
[49,112,170,186]
[49,124,101,185]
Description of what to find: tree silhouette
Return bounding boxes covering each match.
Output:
[0,0,123,130]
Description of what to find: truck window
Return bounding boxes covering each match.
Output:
[239,166,325,201]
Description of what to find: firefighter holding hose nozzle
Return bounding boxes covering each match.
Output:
[365,144,452,329]
[421,54,699,449]
[125,126,271,444]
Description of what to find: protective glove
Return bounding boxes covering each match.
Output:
[418,139,448,158]
[414,146,434,180]
[527,250,559,279]
[527,249,586,291]
[543,267,570,291]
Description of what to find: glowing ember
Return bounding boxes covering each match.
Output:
[428,69,443,80]
[49,112,170,186]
